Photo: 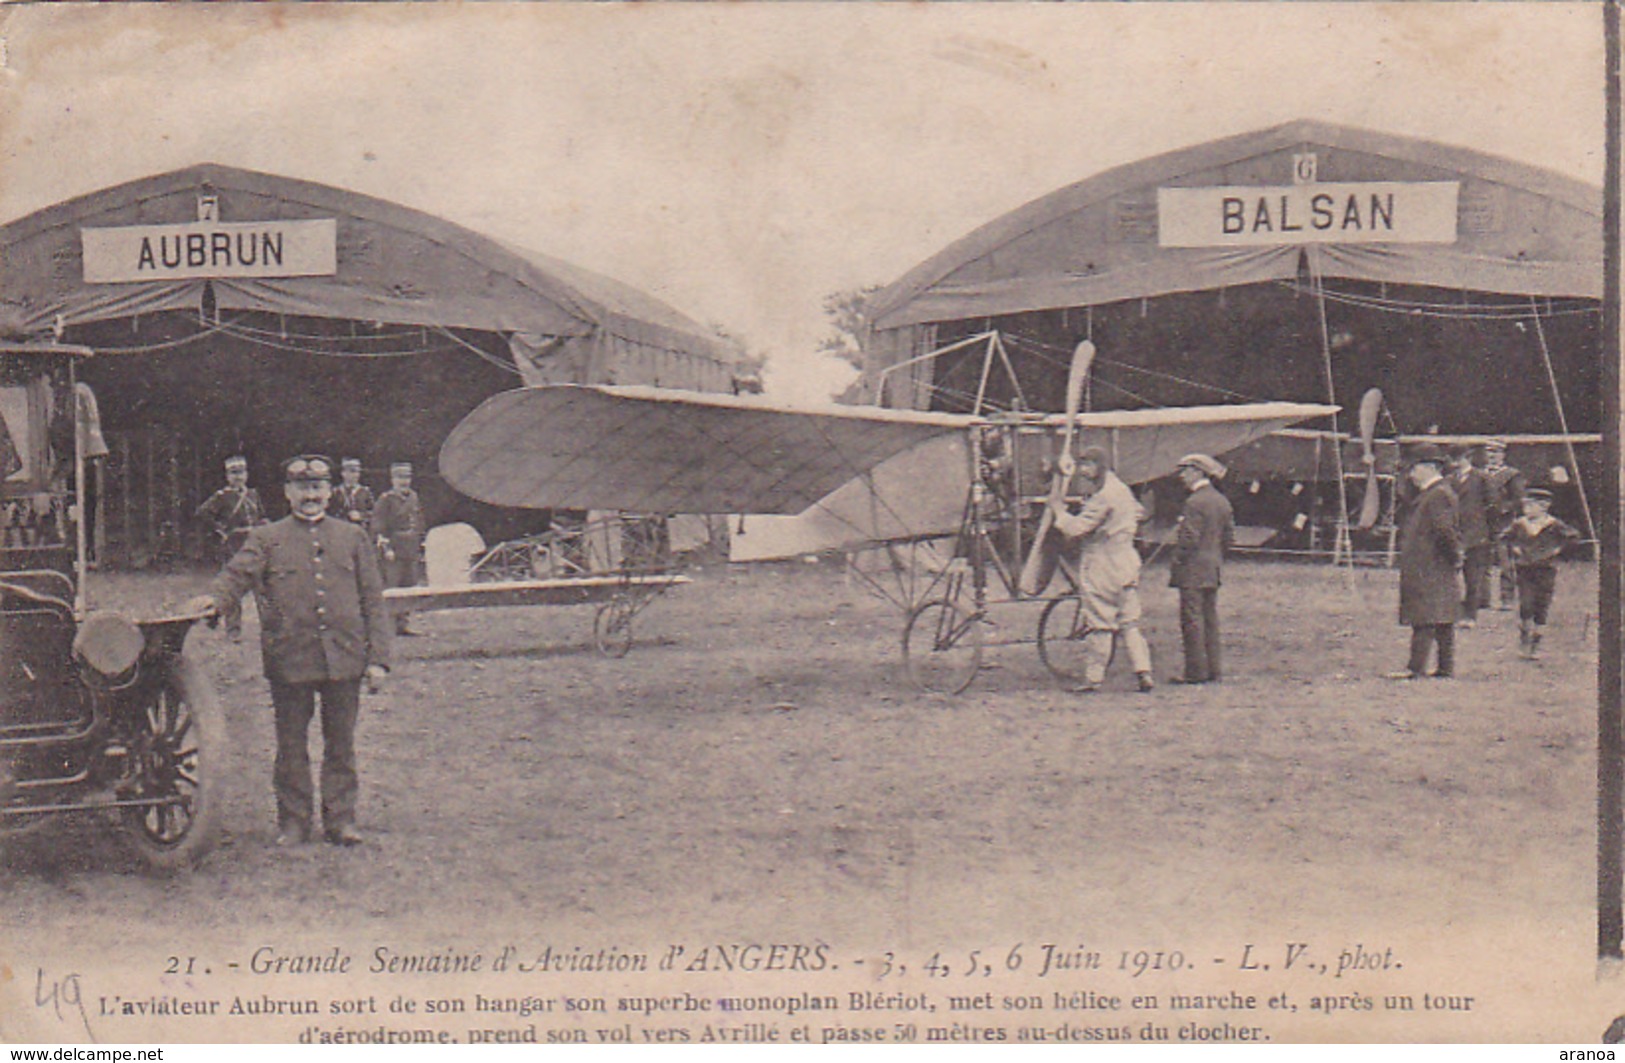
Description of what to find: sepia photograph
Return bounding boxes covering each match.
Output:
[0,0,1614,1045]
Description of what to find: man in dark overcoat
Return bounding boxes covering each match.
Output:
[1389,443,1462,680]
[190,455,392,846]
[1168,453,1235,685]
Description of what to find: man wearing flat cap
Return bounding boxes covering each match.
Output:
[1389,442,1462,680]
[189,454,391,847]
[193,455,265,642]
[372,461,423,636]
[1169,453,1235,685]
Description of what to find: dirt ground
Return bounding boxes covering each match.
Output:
[1,555,1609,1041]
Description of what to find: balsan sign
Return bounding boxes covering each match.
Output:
[1157,182,1460,248]
[81,219,338,283]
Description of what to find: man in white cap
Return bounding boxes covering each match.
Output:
[1169,453,1234,685]
[1046,444,1155,694]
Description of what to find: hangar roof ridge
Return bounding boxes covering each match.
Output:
[866,120,1602,330]
[0,161,738,364]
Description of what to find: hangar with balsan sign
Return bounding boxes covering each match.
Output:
[854,120,1602,554]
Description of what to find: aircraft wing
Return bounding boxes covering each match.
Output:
[730,401,1338,561]
[440,384,1335,559]
[440,384,973,514]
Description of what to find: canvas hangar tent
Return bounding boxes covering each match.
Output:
[0,163,745,567]
[855,120,1603,553]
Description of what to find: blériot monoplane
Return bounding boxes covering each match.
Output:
[438,340,1335,692]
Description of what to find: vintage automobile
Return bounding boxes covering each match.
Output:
[1,342,221,870]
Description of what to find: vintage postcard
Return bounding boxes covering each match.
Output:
[0,1,1612,1046]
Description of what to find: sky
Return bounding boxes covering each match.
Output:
[0,2,1605,403]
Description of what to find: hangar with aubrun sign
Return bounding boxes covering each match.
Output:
[0,164,746,568]
[854,120,1602,553]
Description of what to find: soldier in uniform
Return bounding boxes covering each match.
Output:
[188,455,391,847]
[194,455,265,641]
[1483,439,1527,609]
[330,458,375,528]
[1449,443,1495,628]
[371,460,423,636]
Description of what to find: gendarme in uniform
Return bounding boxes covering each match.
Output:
[371,460,424,636]
[330,457,376,528]
[194,454,392,846]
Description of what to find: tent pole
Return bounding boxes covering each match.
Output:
[1600,0,1623,965]
[991,332,1029,411]
[1308,254,1352,566]
[1528,296,1599,543]
[972,332,998,415]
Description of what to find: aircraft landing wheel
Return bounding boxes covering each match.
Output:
[1036,596,1113,685]
[903,598,983,694]
[594,597,636,658]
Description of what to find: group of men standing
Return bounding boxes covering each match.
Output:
[1037,446,1234,694]
[195,455,423,638]
[1392,438,1577,679]
[1037,432,1577,692]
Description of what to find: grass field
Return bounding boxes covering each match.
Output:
[2,557,1607,1040]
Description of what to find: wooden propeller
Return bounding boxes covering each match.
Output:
[1018,340,1095,595]
[1355,387,1383,531]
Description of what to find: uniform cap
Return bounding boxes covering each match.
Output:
[283,454,334,483]
[1177,453,1227,479]
[341,458,362,471]
[390,461,413,475]
[1525,486,1554,503]
[1405,442,1446,467]
[224,455,248,471]
[1483,438,1508,452]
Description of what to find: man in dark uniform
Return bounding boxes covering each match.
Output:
[189,455,391,847]
[330,457,375,528]
[371,460,423,636]
[1449,443,1494,628]
[1168,453,1235,685]
[1388,443,1462,680]
[194,455,265,642]
[1483,439,1526,609]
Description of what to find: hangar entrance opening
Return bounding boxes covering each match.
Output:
[64,310,526,568]
[909,280,1600,555]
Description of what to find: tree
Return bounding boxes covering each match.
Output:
[817,284,881,371]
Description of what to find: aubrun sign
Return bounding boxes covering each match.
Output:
[80,219,338,283]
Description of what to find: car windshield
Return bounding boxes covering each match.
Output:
[0,360,73,557]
